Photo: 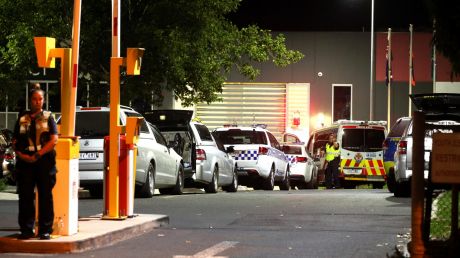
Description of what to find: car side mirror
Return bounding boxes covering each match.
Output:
[226,146,235,153]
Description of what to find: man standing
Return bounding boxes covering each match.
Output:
[13,86,58,240]
[324,134,341,189]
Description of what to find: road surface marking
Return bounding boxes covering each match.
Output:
[174,241,239,258]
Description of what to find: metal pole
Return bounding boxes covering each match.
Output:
[5,93,8,129]
[432,19,437,93]
[387,28,392,128]
[25,82,28,110]
[409,24,413,116]
[411,111,426,257]
[86,82,90,107]
[112,0,120,57]
[369,0,374,121]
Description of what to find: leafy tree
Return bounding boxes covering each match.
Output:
[0,0,303,111]
[428,1,460,78]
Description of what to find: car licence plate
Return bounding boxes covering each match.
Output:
[80,152,99,160]
[343,168,362,175]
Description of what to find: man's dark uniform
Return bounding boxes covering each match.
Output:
[13,110,57,236]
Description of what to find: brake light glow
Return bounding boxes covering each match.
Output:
[295,156,308,163]
[382,139,389,151]
[196,149,206,160]
[398,140,407,155]
[258,146,269,155]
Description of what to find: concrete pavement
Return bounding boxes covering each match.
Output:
[0,186,169,254]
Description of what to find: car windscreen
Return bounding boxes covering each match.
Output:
[213,130,267,145]
[74,112,110,138]
[282,145,302,155]
[341,128,385,152]
[387,119,411,137]
[195,124,213,141]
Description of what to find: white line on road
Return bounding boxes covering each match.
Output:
[174,241,239,258]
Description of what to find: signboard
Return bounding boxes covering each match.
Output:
[432,133,460,184]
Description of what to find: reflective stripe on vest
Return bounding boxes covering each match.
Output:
[325,143,340,161]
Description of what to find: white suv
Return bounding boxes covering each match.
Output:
[212,126,290,191]
[143,110,238,193]
[68,106,184,198]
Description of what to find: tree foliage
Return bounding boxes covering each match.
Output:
[0,0,303,111]
[429,1,460,78]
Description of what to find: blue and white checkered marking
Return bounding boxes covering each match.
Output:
[287,155,296,164]
[233,150,258,160]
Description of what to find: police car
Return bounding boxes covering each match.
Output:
[212,126,290,191]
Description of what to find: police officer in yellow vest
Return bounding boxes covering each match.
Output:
[324,134,341,189]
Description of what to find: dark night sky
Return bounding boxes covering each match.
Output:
[230,0,433,32]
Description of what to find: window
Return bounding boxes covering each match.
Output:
[213,129,268,145]
[388,118,411,137]
[333,84,352,121]
[195,124,213,141]
[124,112,149,133]
[268,132,280,149]
[74,111,110,138]
[341,128,385,152]
[282,145,302,154]
[151,125,167,146]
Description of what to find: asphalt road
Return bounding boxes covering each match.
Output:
[0,187,411,257]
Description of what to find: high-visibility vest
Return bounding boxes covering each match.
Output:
[325,143,340,161]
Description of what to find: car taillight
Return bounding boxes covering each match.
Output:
[398,140,407,155]
[258,146,269,155]
[382,139,389,151]
[4,153,14,160]
[295,156,308,163]
[196,149,206,160]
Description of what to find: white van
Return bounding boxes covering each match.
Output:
[306,120,387,188]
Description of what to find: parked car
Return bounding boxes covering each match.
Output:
[281,143,318,189]
[307,120,387,189]
[1,129,15,185]
[142,110,238,193]
[212,126,290,191]
[392,94,460,197]
[382,117,412,193]
[64,106,184,198]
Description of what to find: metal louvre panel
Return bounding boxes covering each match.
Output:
[197,83,286,139]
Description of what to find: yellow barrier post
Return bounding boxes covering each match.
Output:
[33,37,80,236]
[104,48,144,220]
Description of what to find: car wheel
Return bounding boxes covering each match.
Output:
[138,163,155,198]
[171,164,184,195]
[88,186,103,198]
[205,165,218,193]
[394,181,410,197]
[386,169,396,193]
[263,165,275,191]
[223,166,238,193]
[279,167,290,191]
[305,169,316,189]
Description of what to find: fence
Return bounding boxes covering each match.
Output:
[0,112,19,131]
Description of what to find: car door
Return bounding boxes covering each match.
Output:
[267,132,288,174]
[150,124,177,185]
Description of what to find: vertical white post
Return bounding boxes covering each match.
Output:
[112,0,120,58]
[369,0,375,121]
[86,82,90,107]
[25,82,29,110]
[387,28,392,128]
[5,93,8,129]
[409,24,413,116]
[432,19,437,93]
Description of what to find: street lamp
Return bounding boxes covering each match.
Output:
[369,0,374,121]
